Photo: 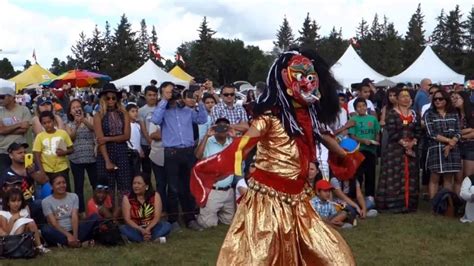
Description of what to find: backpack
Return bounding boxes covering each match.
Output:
[93,220,124,246]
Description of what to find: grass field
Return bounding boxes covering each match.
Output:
[3,201,473,266]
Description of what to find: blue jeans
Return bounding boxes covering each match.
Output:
[41,213,100,246]
[119,222,171,242]
[346,197,376,218]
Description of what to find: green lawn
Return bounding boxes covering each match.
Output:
[4,201,473,266]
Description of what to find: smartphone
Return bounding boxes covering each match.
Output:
[25,153,34,168]
[215,124,229,133]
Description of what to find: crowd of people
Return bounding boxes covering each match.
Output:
[0,75,473,256]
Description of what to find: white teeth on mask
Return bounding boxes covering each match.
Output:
[302,92,318,103]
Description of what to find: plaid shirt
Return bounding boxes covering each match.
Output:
[310,196,337,218]
[211,102,248,124]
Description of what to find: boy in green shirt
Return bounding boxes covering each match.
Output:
[348,98,380,197]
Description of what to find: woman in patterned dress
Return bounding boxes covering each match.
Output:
[93,84,131,209]
[424,89,462,199]
[377,88,421,213]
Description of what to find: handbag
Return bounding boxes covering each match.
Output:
[93,220,124,246]
[0,232,36,259]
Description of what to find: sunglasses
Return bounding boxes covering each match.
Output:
[96,185,109,190]
[106,96,117,101]
[0,95,7,100]
[433,97,446,102]
[222,93,235,97]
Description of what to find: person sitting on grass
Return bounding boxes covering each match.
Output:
[0,188,50,254]
[310,180,348,228]
[41,175,100,248]
[120,173,171,243]
[460,174,474,223]
[86,184,114,220]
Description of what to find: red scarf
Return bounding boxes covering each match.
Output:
[294,108,316,180]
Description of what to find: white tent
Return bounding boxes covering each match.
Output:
[0,78,15,90]
[112,59,188,89]
[330,45,388,88]
[390,46,465,85]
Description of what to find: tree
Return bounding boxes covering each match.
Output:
[356,18,369,40]
[381,22,403,76]
[71,31,88,69]
[319,27,347,66]
[23,60,32,70]
[190,16,217,81]
[137,19,150,64]
[467,6,474,51]
[274,16,295,52]
[149,25,163,67]
[108,14,141,79]
[359,14,384,73]
[50,57,68,75]
[444,5,466,53]
[0,58,16,79]
[85,25,105,71]
[431,9,448,49]
[297,13,320,50]
[402,3,425,68]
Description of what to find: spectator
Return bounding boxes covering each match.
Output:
[348,98,381,197]
[1,143,48,221]
[120,173,171,242]
[347,84,376,116]
[421,84,440,119]
[51,84,70,112]
[151,81,207,231]
[41,175,100,247]
[126,103,143,176]
[254,81,266,99]
[425,89,462,198]
[211,85,249,134]
[0,188,50,254]
[413,78,432,117]
[147,119,167,216]
[138,86,158,176]
[236,162,255,202]
[0,86,32,171]
[32,96,66,136]
[377,88,420,213]
[93,84,131,206]
[33,111,74,190]
[330,93,353,140]
[86,185,114,219]
[120,90,130,106]
[460,174,474,223]
[243,89,256,120]
[65,99,97,217]
[195,118,235,228]
[310,180,348,227]
[379,87,398,128]
[198,94,217,141]
[452,91,474,177]
[182,89,201,142]
[307,161,320,189]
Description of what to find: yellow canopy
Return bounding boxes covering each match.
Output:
[168,66,194,82]
[10,64,57,91]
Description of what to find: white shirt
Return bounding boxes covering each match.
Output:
[348,98,375,114]
[330,108,348,133]
[235,178,248,201]
[129,122,142,153]
[460,177,474,223]
[421,103,431,118]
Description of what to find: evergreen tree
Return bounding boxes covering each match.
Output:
[85,25,105,72]
[356,18,369,40]
[274,16,294,52]
[431,9,448,49]
[360,14,384,73]
[0,58,16,79]
[108,14,141,79]
[445,5,466,53]
[102,21,113,74]
[319,26,346,66]
[23,60,32,70]
[402,3,425,68]
[190,16,217,81]
[381,22,403,76]
[137,19,150,64]
[297,13,319,50]
[65,56,77,70]
[71,32,88,69]
[369,14,383,41]
[467,7,474,51]
[149,25,162,66]
[50,58,68,75]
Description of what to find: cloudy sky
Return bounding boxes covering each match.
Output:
[0,0,472,70]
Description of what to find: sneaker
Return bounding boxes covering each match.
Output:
[341,223,353,229]
[187,220,204,231]
[171,222,182,233]
[367,209,378,218]
[37,245,51,254]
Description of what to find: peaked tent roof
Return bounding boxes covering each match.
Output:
[390,46,465,84]
[169,66,194,82]
[330,45,387,88]
[112,60,188,89]
[9,64,57,91]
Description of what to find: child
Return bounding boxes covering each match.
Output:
[126,103,143,176]
[310,180,348,228]
[33,111,74,190]
[0,188,50,254]
[348,98,380,197]
[86,185,114,219]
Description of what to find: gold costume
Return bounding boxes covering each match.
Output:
[217,115,355,265]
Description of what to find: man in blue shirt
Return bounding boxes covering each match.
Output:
[413,78,432,117]
[194,118,235,228]
[151,82,207,231]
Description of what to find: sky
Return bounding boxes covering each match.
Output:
[0,0,472,70]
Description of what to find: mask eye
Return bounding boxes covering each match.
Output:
[295,73,303,81]
[307,75,316,82]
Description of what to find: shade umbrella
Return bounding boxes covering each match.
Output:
[47,70,111,88]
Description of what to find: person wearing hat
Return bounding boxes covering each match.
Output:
[0,85,32,172]
[86,184,114,219]
[31,96,66,136]
[347,80,376,116]
[195,117,235,229]
[93,83,132,207]
[310,180,349,228]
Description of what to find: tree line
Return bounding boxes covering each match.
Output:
[0,3,472,84]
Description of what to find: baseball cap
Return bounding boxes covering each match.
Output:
[37,96,53,105]
[7,143,28,153]
[0,86,15,96]
[315,180,333,191]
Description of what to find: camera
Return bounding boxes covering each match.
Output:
[170,88,182,101]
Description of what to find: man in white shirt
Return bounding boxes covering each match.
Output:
[347,84,376,116]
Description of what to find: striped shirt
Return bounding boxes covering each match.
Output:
[310,196,337,218]
[211,102,248,125]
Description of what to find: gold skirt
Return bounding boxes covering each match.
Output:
[217,180,355,266]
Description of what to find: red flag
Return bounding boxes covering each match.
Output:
[148,43,161,60]
[349,38,360,48]
[175,53,185,65]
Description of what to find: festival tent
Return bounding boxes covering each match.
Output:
[169,66,194,82]
[112,59,188,89]
[330,45,388,88]
[390,46,465,84]
[9,64,57,92]
[0,78,15,90]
